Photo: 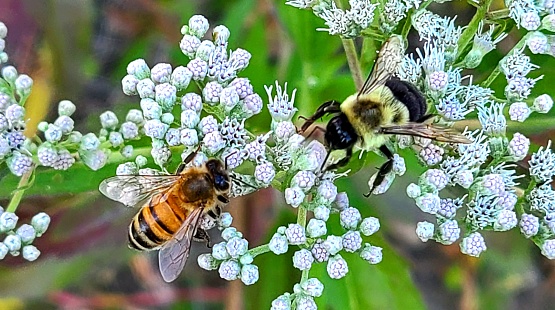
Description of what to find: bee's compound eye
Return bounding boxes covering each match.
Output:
[214,173,229,191]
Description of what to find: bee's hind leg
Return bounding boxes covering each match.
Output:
[299,100,341,133]
[193,228,212,248]
[365,145,394,197]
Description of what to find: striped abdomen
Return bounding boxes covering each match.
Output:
[128,192,189,251]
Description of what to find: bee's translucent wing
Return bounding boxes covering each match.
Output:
[359,35,405,97]
[98,175,180,208]
[379,123,472,144]
[158,207,204,282]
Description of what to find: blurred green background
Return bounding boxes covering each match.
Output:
[0,0,554,309]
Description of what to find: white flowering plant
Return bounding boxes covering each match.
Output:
[1,0,555,308]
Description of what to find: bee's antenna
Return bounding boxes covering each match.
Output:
[223,150,241,171]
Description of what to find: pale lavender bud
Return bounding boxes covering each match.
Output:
[241,93,263,117]
[273,121,296,142]
[199,115,218,135]
[269,232,289,255]
[317,180,338,205]
[212,241,230,260]
[421,169,448,191]
[155,83,177,111]
[1,65,17,83]
[532,94,553,113]
[81,149,109,171]
[226,237,249,258]
[509,101,531,122]
[100,111,118,130]
[4,234,21,253]
[198,253,219,270]
[271,294,292,310]
[342,230,362,252]
[137,78,156,99]
[416,221,434,242]
[306,219,327,238]
[203,81,223,105]
[7,152,33,176]
[0,212,18,232]
[45,124,63,142]
[360,244,383,264]
[437,220,460,245]
[218,260,241,281]
[520,213,539,238]
[121,145,134,158]
[415,193,440,214]
[311,239,330,263]
[293,249,314,270]
[508,133,529,160]
[37,143,59,166]
[240,264,259,285]
[323,235,343,255]
[150,63,172,84]
[189,15,210,38]
[460,232,487,257]
[327,254,349,279]
[181,93,203,112]
[520,12,541,31]
[541,240,555,259]
[221,227,241,241]
[285,187,305,208]
[5,104,25,123]
[54,115,74,134]
[359,217,380,236]
[455,170,474,189]
[203,131,225,154]
[493,209,518,231]
[170,66,192,90]
[180,34,201,58]
[127,59,150,79]
[313,205,330,222]
[15,74,33,97]
[180,128,198,146]
[140,98,162,120]
[16,224,36,244]
[340,207,361,230]
[122,74,139,95]
[220,86,240,112]
[231,78,253,99]
[406,183,422,199]
[187,58,208,80]
[143,119,169,139]
[285,223,306,245]
[254,162,275,185]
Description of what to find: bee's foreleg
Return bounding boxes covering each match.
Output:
[299,100,341,133]
[365,145,394,197]
[176,145,202,174]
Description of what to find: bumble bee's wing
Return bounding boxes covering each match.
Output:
[358,35,405,97]
[379,123,472,144]
[158,207,204,282]
[98,175,180,208]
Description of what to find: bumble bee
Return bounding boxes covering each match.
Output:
[99,150,230,282]
[300,35,471,194]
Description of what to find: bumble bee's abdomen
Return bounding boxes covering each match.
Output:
[385,78,426,122]
[128,194,187,251]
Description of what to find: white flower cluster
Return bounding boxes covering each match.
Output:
[286,0,380,38]
[0,208,50,261]
[392,6,555,259]
[120,15,272,186]
[197,212,260,285]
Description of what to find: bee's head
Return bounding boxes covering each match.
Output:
[205,159,230,191]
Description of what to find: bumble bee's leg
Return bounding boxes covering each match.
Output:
[193,228,211,248]
[324,147,353,171]
[416,114,436,123]
[300,100,341,133]
[365,145,394,197]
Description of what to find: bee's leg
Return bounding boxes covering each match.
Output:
[176,145,202,174]
[299,100,341,133]
[193,228,212,248]
[324,147,353,171]
[365,145,394,197]
[416,114,436,123]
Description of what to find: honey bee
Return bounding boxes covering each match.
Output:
[99,151,230,282]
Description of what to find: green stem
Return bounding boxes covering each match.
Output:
[341,38,363,90]
[297,204,307,227]
[456,0,494,60]
[487,8,510,21]
[6,166,35,213]
[400,10,413,39]
[481,34,528,88]
[248,244,271,258]
[301,268,310,283]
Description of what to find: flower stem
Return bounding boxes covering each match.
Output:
[341,38,364,90]
[456,0,494,60]
[481,34,528,88]
[297,204,307,227]
[6,166,35,213]
[301,268,310,283]
[249,244,270,258]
